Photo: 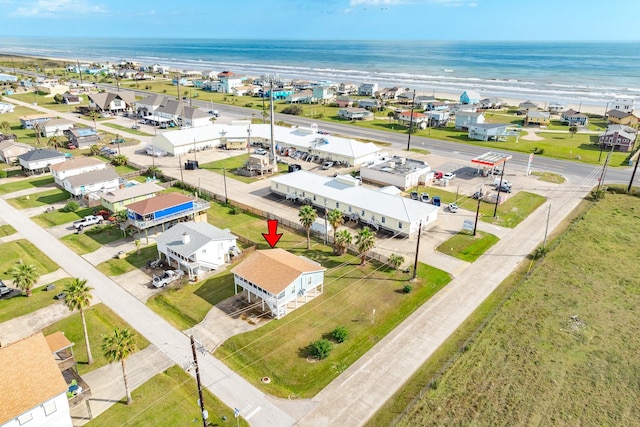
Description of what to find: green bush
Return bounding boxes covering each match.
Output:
[0,169,7,179]
[61,201,79,212]
[403,284,413,294]
[331,326,348,343]
[309,339,333,360]
[282,105,303,115]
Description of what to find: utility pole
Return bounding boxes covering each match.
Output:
[472,192,482,236]
[543,203,551,249]
[628,133,640,193]
[223,168,228,204]
[190,336,207,427]
[406,90,416,151]
[597,145,614,192]
[412,220,422,281]
[178,154,184,184]
[493,160,507,217]
[269,79,277,170]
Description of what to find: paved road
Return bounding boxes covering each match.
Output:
[0,198,297,427]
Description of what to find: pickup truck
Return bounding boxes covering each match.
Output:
[73,215,103,230]
[152,270,183,288]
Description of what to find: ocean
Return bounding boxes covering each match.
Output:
[1,37,639,107]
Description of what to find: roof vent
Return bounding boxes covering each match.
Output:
[182,232,190,245]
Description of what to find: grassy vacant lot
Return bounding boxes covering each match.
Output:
[199,154,289,184]
[32,206,94,227]
[43,303,150,375]
[86,365,249,427]
[532,171,566,184]
[0,175,54,195]
[216,258,450,398]
[0,224,16,237]
[410,185,546,228]
[0,277,70,323]
[147,268,237,331]
[5,91,89,113]
[102,122,153,137]
[61,224,126,254]
[0,239,58,279]
[6,188,70,209]
[395,194,640,426]
[96,245,158,276]
[436,231,499,262]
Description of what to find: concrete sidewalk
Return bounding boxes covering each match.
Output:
[70,345,174,426]
[0,183,58,200]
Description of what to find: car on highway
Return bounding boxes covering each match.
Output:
[208,110,220,117]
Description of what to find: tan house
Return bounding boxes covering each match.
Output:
[0,333,72,426]
[0,141,33,164]
[525,110,550,126]
[231,248,326,319]
[606,109,639,127]
[41,118,75,137]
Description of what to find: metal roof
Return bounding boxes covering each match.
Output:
[471,152,513,167]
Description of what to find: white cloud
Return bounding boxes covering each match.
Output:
[12,0,106,18]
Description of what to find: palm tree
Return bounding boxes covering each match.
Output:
[47,135,63,150]
[299,204,317,249]
[334,229,352,256]
[102,327,137,405]
[0,121,10,134]
[88,110,100,130]
[327,209,344,252]
[63,278,94,364]
[89,144,100,156]
[355,227,376,265]
[10,263,40,296]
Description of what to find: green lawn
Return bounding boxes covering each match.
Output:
[102,122,153,137]
[532,171,566,184]
[6,188,70,209]
[0,239,58,279]
[42,303,150,375]
[0,175,54,195]
[60,224,126,254]
[5,91,89,113]
[0,277,70,323]
[410,185,546,228]
[436,231,500,262]
[395,194,640,426]
[86,365,249,427]
[147,269,237,331]
[199,155,289,184]
[216,258,450,398]
[114,164,139,175]
[0,224,16,237]
[31,207,95,227]
[96,245,158,276]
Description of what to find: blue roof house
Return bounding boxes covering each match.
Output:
[460,90,481,105]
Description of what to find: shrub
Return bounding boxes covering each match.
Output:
[533,246,548,259]
[403,284,413,294]
[61,201,79,212]
[282,105,303,115]
[389,253,405,270]
[0,169,7,179]
[244,103,253,108]
[111,155,128,166]
[309,339,333,360]
[331,326,348,343]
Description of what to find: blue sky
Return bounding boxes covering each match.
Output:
[1,0,639,40]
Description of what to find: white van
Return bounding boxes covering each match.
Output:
[493,178,512,188]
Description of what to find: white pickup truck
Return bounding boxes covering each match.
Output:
[73,215,103,230]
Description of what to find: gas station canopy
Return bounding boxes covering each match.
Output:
[471,152,512,167]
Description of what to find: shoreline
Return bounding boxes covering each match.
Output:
[0,53,610,116]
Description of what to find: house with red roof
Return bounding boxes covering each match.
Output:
[231,249,326,319]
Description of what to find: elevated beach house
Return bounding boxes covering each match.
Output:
[66,128,100,149]
[62,167,120,197]
[156,222,238,279]
[338,107,374,121]
[231,248,326,319]
[100,181,164,213]
[455,111,485,129]
[460,90,481,105]
[17,148,66,174]
[525,110,550,126]
[49,156,106,187]
[606,109,639,127]
[41,118,74,138]
[598,125,637,152]
[468,123,511,141]
[19,114,56,130]
[0,141,33,164]
[560,109,588,126]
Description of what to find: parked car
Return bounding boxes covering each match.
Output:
[54,292,66,300]
[322,161,334,170]
[67,143,77,150]
[420,192,430,203]
[0,280,12,296]
[472,190,484,200]
[255,148,267,155]
[497,185,512,193]
[443,172,456,180]
[131,124,140,130]
[410,191,419,200]
[208,110,219,117]
[432,196,441,206]
[434,171,443,180]
[493,178,512,188]
[152,270,183,288]
[73,215,103,230]
[100,146,117,155]
[448,203,459,213]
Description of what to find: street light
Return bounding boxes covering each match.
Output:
[406,90,416,151]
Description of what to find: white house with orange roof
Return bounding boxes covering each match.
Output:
[231,248,326,319]
[0,333,72,427]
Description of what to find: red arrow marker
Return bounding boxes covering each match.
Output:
[262,219,283,248]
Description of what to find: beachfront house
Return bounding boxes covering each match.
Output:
[41,118,74,138]
[611,98,635,114]
[17,148,66,174]
[49,157,106,187]
[468,123,511,141]
[0,141,33,164]
[285,90,313,104]
[312,86,334,103]
[561,109,588,126]
[156,222,238,279]
[397,111,429,129]
[231,248,326,319]
[518,100,539,113]
[455,111,485,129]
[598,125,637,152]
[426,110,450,127]
[338,107,374,121]
[217,71,246,93]
[460,90,481,105]
[100,181,164,213]
[424,101,449,112]
[606,109,639,127]
[377,87,401,100]
[337,82,358,95]
[479,97,504,109]
[0,333,73,427]
[525,110,550,126]
[358,82,378,96]
[547,102,566,113]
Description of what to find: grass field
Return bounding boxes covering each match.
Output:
[0,224,17,237]
[6,188,70,209]
[96,245,158,276]
[0,175,54,195]
[102,122,153,137]
[532,171,567,184]
[0,239,58,279]
[199,154,289,184]
[61,224,126,254]
[0,277,71,323]
[436,231,499,262]
[43,303,150,375]
[31,206,95,227]
[395,194,640,426]
[86,365,249,427]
